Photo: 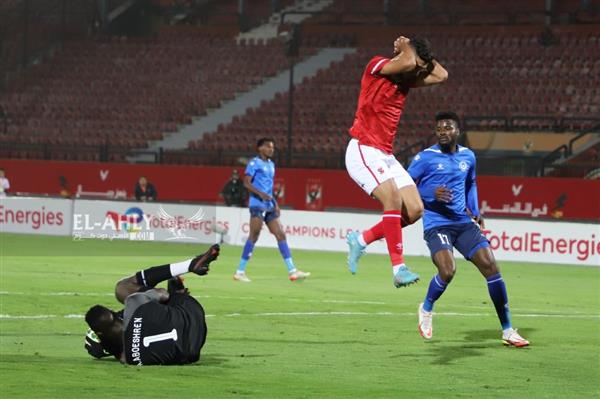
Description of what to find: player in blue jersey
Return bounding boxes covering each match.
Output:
[233,138,310,282]
[407,112,529,347]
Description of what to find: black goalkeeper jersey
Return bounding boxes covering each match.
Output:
[123,292,207,365]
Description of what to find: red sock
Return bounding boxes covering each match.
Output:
[382,210,404,266]
[362,221,384,244]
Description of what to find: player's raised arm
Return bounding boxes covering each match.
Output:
[379,36,417,75]
[411,59,448,87]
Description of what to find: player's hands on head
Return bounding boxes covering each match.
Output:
[393,36,410,54]
[434,186,453,203]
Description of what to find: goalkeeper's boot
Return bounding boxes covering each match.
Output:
[289,270,311,281]
[393,265,419,288]
[190,244,220,276]
[502,328,530,347]
[346,230,365,275]
[418,303,433,340]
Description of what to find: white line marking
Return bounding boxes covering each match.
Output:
[253,311,395,317]
[0,314,57,319]
[65,314,84,318]
[1,291,597,317]
[0,291,384,305]
[0,291,113,297]
[316,299,387,305]
[1,312,598,320]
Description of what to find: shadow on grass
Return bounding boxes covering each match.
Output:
[212,336,377,346]
[423,328,537,365]
[0,352,234,368]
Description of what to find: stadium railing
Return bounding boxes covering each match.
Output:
[540,125,600,177]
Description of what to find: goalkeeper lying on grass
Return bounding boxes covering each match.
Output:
[84,244,220,365]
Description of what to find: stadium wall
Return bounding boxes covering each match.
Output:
[1,197,598,266]
[1,159,599,221]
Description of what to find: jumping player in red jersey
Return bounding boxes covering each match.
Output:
[345,36,448,287]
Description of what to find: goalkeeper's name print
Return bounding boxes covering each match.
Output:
[130,318,143,365]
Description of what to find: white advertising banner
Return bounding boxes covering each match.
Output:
[238,210,600,266]
[72,199,222,243]
[480,219,599,266]
[226,207,426,258]
[3,197,598,266]
[0,196,72,236]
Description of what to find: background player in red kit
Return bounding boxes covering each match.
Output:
[345,36,448,287]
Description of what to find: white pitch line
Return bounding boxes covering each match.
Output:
[0,291,113,297]
[252,311,395,317]
[0,291,383,305]
[1,291,598,316]
[1,311,598,320]
[0,314,58,319]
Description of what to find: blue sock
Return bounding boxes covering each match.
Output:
[237,240,255,272]
[278,240,295,273]
[486,273,512,330]
[423,274,448,312]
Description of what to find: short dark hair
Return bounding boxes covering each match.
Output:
[257,137,274,149]
[85,305,114,333]
[409,37,434,63]
[435,111,461,128]
[85,305,122,357]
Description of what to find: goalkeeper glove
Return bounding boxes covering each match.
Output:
[85,328,112,359]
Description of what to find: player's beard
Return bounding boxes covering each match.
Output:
[439,140,456,153]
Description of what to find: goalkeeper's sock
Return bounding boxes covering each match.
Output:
[277,240,296,273]
[237,240,255,273]
[361,221,384,245]
[136,259,193,288]
[487,273,513,330]
[423,274,448,312]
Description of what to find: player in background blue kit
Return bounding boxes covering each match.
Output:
[233,138,310,283]
[407,112,529,347]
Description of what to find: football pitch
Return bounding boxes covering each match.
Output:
[1,233,598,399]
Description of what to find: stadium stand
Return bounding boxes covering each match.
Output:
[1,0,598,175]
[545,141,600,178]
[167,26,599,169]
[190,0,295,30]
[0,26,306,162]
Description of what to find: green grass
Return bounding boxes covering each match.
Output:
[1,233,599,399]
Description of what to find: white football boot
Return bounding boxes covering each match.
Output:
[233,272,252,283]
[418,303,433,340]
[289,270,311,281]
[502,328,530,347]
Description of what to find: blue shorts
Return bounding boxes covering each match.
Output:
[249,207,279,223]
[424,222,490,260]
